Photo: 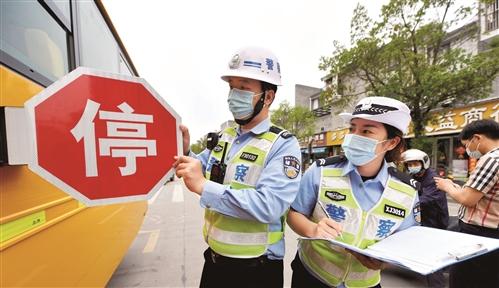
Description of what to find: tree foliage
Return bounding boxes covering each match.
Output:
[271,101,316,141]
[320,0,499,137]
[190,134,207,154]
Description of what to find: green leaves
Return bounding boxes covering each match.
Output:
[190,134,207,154]
[320,0,499,137]
[270,101,316,141]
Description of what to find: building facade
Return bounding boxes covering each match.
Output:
[295,0,499,178]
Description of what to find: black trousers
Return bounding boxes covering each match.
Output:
[199,248,283,288]
[425,269,446,288]
[449,221,499,288]
[291,252,382,288]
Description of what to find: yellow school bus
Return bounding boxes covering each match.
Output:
[0,1,147,286]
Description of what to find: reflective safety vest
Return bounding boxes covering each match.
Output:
[203,126,288,258]
[299,167,418,287]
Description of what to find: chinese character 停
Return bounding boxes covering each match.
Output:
[71,99,157,177]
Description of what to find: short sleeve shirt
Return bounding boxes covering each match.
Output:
[460,148,499,229]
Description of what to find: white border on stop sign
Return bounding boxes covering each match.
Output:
[24,66,183,206]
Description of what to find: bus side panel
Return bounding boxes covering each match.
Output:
[0,65,148,287]
[0,66,44,107]
[1,200,147,287]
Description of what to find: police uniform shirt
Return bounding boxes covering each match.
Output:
[194,118,302,260]
[292,159,420,231]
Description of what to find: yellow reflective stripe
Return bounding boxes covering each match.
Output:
[322,168,343,177]
[300,241,344,286]
[0,211,46,242]
[322,177,350,189]
[208,213,266,233]
[208,225,268,245]
[235,145,266,166]
[247,138,273,153]
[229,182,253,190]
[223,127,237,137]
[382,186,415,210]
[387,179,416,197]
[268,231,283,244]
[347,269,379,281]
[226,165,263,187]
[209,237,266,258]
[372,198,412,221]
[258,131,278,142]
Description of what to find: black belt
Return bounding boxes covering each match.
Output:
[206,249,274,267]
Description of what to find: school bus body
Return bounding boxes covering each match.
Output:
[0,1,147,286]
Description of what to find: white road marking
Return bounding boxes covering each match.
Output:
[148,185,165,205]
[139,229,161,253]
[172,183,184,203]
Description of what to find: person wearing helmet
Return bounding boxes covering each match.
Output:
[174,46,301,287]
[402,148,449,288]
[287,97,421,288]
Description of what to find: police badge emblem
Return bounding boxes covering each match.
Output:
[283,156,300,179]
[213,144,223,153]
[229,54,240,69]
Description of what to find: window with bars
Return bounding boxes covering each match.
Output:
[310,97,320,110]
[485,0,499,32]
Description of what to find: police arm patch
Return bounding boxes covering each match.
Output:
[283,156,300,179]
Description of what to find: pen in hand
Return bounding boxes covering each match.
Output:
[318,201,344,240]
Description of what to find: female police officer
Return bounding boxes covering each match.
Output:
[288,97,420,288]
[174,46,301,287]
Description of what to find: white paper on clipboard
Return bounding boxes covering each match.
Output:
[299,226,499,275]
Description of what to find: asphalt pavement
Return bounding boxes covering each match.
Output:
[108,179,460,288]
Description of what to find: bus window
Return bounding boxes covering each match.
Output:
[0,1,69,82]
[119,55,133,76]
[46,0,71,29]
[77,1,120,73]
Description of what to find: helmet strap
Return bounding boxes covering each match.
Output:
[235,93,266,125]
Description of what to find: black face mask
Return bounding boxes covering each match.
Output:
[234,93,266,125]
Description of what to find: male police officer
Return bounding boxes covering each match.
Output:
[174,46,301,287]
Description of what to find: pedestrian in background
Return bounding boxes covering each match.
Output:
[435,119,499,288]
[174,46,301,288]
[402,149,449,288]
[287,96,421,288]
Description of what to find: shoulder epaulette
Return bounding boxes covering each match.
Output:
[387,167,421,191]
[269,125,294,139]
[316,155,346,167]
[269,125,283,134]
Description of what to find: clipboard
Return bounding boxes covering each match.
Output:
[299,226,499,275]
[448,243,488,260]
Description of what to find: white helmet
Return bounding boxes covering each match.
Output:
[402,149,430,169]
[339,96,411,134]
[221,46,282,86]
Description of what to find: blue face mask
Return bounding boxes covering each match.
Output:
[341,134,387,166]
[465,139,482,159]
[408,165,422,174]
[227,88,263,120]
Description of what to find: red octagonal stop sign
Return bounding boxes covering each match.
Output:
[25,67,181,206]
